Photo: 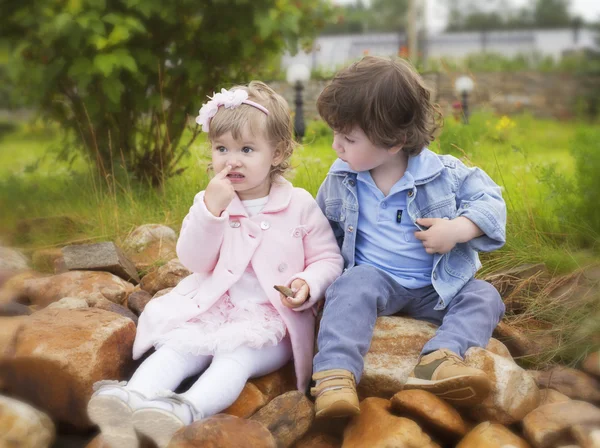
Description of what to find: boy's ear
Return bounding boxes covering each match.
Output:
[387,144,404,155]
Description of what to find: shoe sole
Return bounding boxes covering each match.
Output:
[132,408,185,448]
[403,375,492,406]
[87,395,139,448]
[315,399,361,419]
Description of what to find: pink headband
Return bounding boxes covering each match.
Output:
[196,88,269,133]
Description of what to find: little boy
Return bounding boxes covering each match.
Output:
[311,56,506,418]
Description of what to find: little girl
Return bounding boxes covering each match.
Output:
[87,81,343,448]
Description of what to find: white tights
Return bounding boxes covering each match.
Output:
[125,337,292,419]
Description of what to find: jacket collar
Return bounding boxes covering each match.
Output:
[329,148,444,185]
[226,176,294,217]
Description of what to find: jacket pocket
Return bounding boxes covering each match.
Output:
[325,200,345,222]
[419,195,457,220]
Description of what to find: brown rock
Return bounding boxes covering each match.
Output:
[86,434,154,447]
[89,297,138,325]
[582,351,600,378]
[466,347,540,425]
[140,259,190,296]
[31,248,65,274]
[571,423,600,448]
[224,382,268,418]
[128,290,153,315]
[456,421,531,448]
[529,367,600,403]
[46,297,89,310]
[342,397,440,448]
[523,401,600,448]
[295,432,341,448]
[153,287,174,299]
[0,301,32,316]
[0,270,47,305]
[250,362,296,400]
[122,224,178,273]
[168,414,276,448]
[390,389,469,439]
[23,270,134,308]
[0,316,27,356]
[0,394,55,448]
[494,321,546,357]
[62,242,140,284]
[539,388,572,406]
[250,391,314,447]
[0,308,136,429]
[360,316,511,399]
[486,337,513,360]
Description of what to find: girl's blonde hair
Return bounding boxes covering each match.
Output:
[207,81,296,181]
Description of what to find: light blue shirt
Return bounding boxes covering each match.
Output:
[354,170,434,289]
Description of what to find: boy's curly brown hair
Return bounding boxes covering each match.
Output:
[317,56,443,155]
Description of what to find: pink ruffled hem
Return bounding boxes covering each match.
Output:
[155,295,287,356]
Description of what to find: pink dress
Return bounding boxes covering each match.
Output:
[156,196,287,355]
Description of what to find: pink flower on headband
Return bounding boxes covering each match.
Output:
[195,88,269,133]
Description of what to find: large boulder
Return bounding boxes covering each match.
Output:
[457,422,531,448]
[23,271,134,308]
[529,367,600,403]
[343,397,440,448]
[0,394,55,448]
[168,414,276,448]
[62,242,140,284]
[140,259,190,296]
[0,308,136,429]
[465,347,540,425]
[522,400,600,448]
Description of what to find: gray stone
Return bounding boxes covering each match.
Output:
[62,242,140,284]
[0,302,32,317]
[0,247,29,270]
[127,290,153,315]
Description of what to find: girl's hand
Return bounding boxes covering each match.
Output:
[279,279,310,309]
[204,165,235,217]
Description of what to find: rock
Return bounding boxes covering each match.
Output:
[465,347,540,425]
[89,297,138,325]
[0,247,29,270]
[250,391,314,447]
[0,308,136,429]
[250,362,296,400]
[484,263,548,313]
[539,388,572,406]
[485,337,513,360]
[17,215,79,245]
[0,394,55,448]
[390,389,469,439]
[0,316,28,356]
[128,290,153,315]
[295,432,341,448]
[140,259,190,296]
[23,271,134,308]
[86,434,154,447]
[62,242,140,284]
[31,248,65,274]
[224,383,268,418]
[456,421,531,448]
[529,367,600,403]
[571,423,600,448]
[153,287,174,299]
[122,224,177,273]
[359,316,511,399]
[582,352,600,378]
[168,414,276,448]
[0,301,32,316]
[343,397,440,448]
[46,297,89,310]
[494,321,546,357]
[0,270,46,305]
[523,401,600,448]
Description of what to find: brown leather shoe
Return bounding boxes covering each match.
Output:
[311,369,360,418]
[403,349,491,406]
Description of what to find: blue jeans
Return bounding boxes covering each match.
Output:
[313,265,505,383]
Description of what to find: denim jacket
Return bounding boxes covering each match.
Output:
[316,148,507,310]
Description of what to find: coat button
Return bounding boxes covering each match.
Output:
[349,179,356,187]
[347,225,354,232]
[230,221,241,228]
[260,221,270,230]
[278,263,287,272]
[407,190,414,198]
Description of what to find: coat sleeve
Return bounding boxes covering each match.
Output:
[454,163,507,252]
[316,175,345,250]
[176,191,227,273]
[288,191,344,311]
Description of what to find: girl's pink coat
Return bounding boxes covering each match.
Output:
[132,178,344,391]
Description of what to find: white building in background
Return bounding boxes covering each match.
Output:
[281,28,599,70]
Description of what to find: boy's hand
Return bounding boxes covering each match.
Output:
[204,165,235,217]
[278,279,310,309]
[415,217,484,254]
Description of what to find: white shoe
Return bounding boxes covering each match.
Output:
[132,392,199,448]
[87,380,148,448]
